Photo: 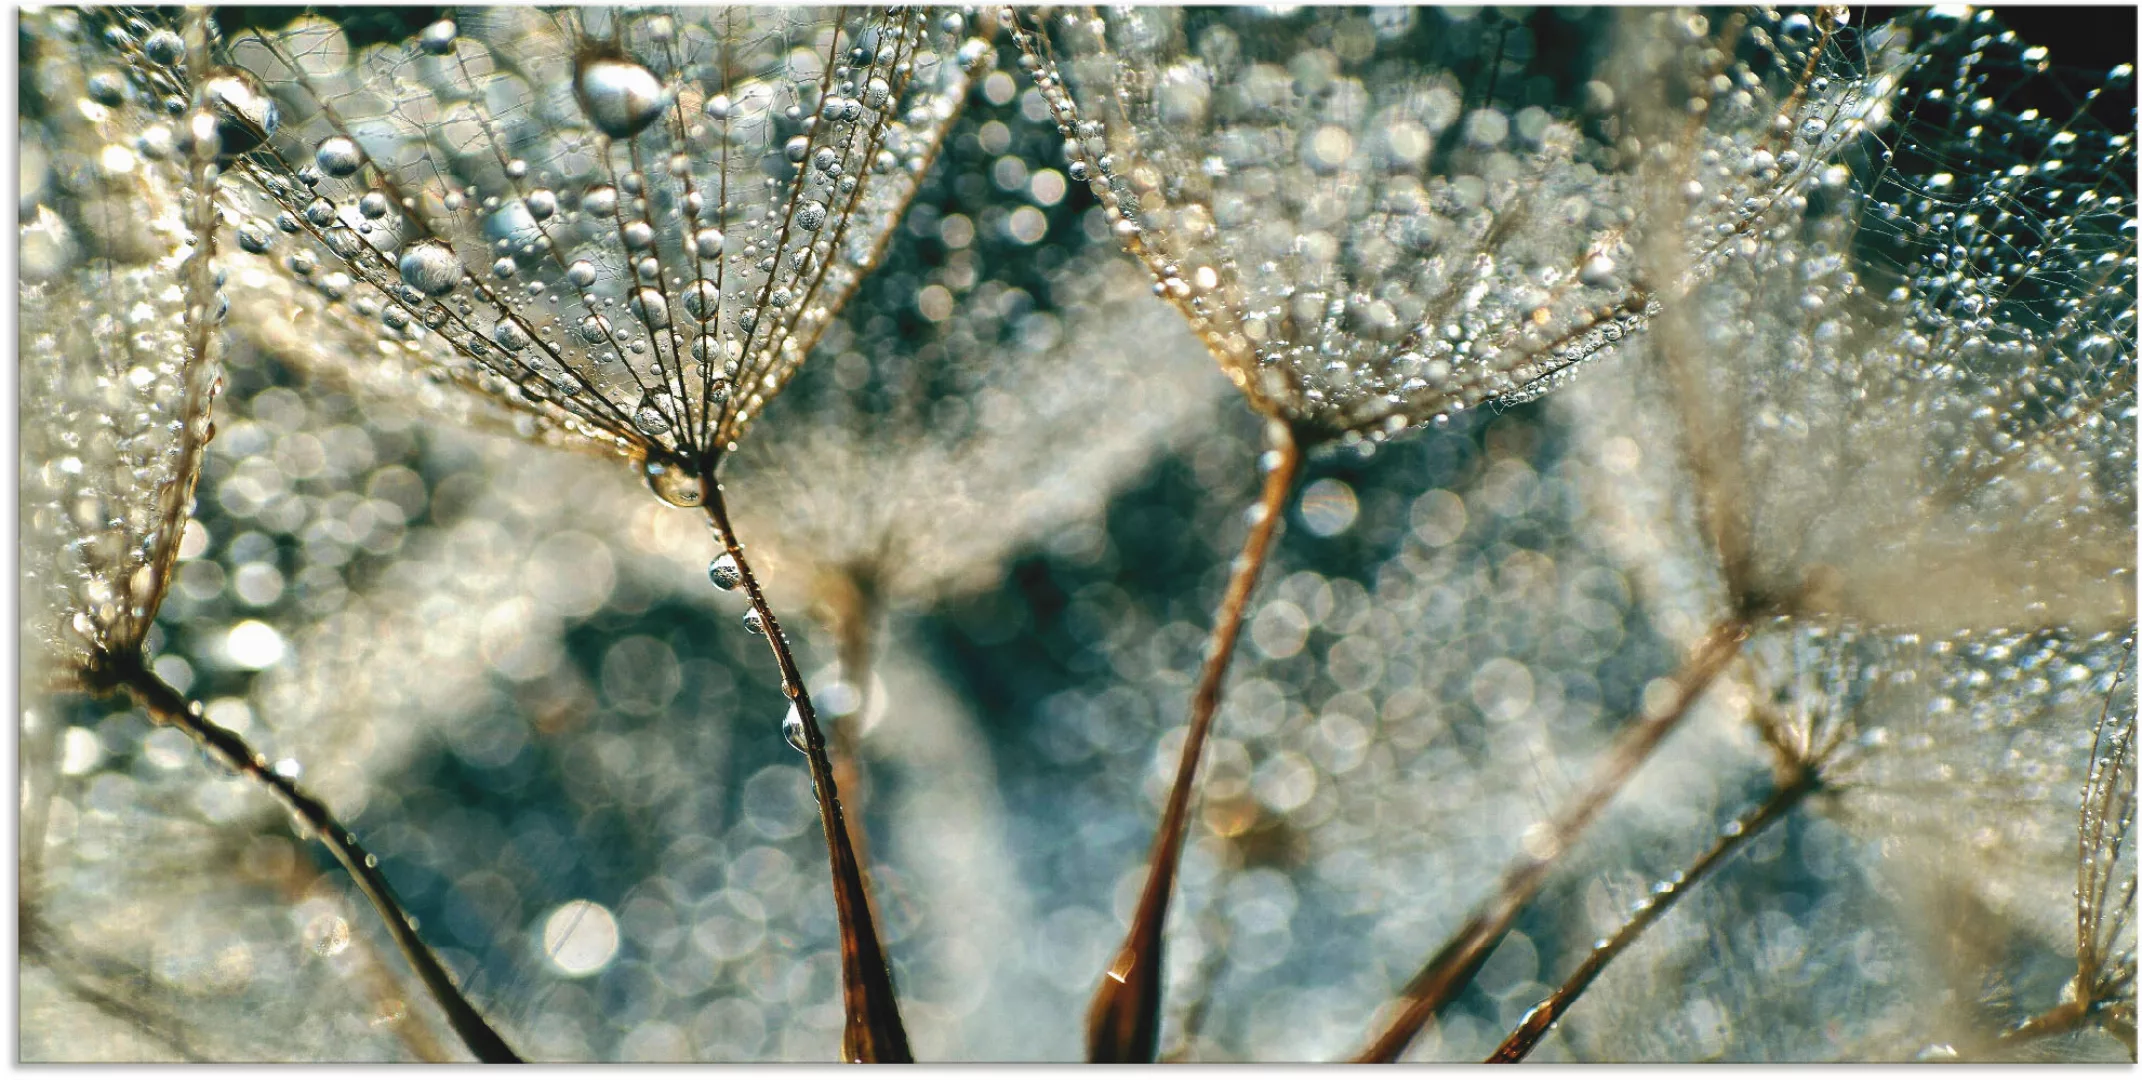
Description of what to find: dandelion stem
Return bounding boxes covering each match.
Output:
[1086,422,1303,1063]
[1353,618,1749,1062]
[1487,764,1821,1062]
[91,649,521,1064]
[701,480,911,1063]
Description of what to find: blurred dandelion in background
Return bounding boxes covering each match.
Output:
[17,4,2138,1065]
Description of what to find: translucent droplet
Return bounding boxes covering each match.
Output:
[418,19,457,55]
[631,287,671,329]
[692,227,724,258]
[492,319,531,351]
[707,552,742,591]
[202,68,279,155]
[784,135,810,164]
[577,57,668,140]
[682,280,719,322]
[525,189,558,220]
[358,191,390,219]
[794,201,827,231]
[642,458,703,507]
[397,241,461,297]
[314,136,363,178]
[236,220,274,254]
[862,76,891,110]
[782,704,808,753]
[583,186,619,218]
[143,29,184,66]
[566,260,599,288]
[744,608,766,636]
[634,394,673,435]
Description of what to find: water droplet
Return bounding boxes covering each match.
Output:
[682,280,719,322]
[201,68,279,155]
[525,189,557,220]
[397,241,461,297]
[692,227,724,259]
[794,200,827,231]
[744,608,766,636]
[566,260,598,288]
[143,29,184,66]
[314,136,363,178]
[583,186,619,218]
[236,220,274,254]
[576,56,668,139]
[707,552,742,591]
[641,457,703,507]
[492,319,531,351]
[87,71,126,106]
[630,287,670,329]
[863,76,891,110]
[634,394,673,435]
[358,191,390,220]
[418,19,457,55]
[784,135,810,164]
[782,704,808,753]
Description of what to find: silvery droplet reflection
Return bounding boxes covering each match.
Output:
[577,57,669,140]
[743,608,766,636]
[641,457,702,507]
[707,553,742,591]
[143,29,184,65]
[633,394,672,435]
[201,68,278,156]
[397,241,460,297]
[782,704,808,753]
[314,136,363,177]
[418,19,457,55]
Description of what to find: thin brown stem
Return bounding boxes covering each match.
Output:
[1353,618,1749,1062]
[1488,764,1821,1062]
[90,650,520,1064]
[1086,422,1303,1063]
[702,478,911,1063]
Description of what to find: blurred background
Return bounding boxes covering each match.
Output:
[18,5,2135,1063]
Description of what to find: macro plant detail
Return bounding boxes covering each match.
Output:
[17,3,2139,1065]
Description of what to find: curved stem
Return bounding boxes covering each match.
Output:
[702,479,911,1063]
[1086,423,1302,1063]
[94,650,520,1064]
[1353,618,1748,1062]
[1488,764,1820,1062]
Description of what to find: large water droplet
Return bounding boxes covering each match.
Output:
[631,287,671,329]
[418,19,457,55]
[634,393,673,435]
[397,241,461,297]
[707,552,742,591]
[642,457,703,507]
[143,29,185,65]
[862,76,891,110]
[577,56,668,139]
[201,68,278,155]
[583,186,619,218]
[314,136,363,177]
[492,319,531,351]
[566,260,599,288]
[744,608,766,636]
[782,704,808,753]
[682,280,719,322]
[794,201,827,231]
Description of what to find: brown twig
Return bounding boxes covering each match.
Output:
[702,477,911,1063]
[87,650,520,1064]
[1488,763,1822,1062]
[1353,618,1749,1062]
[1086,421,1303,1062]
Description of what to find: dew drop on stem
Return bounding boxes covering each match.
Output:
[783,704,808,753]
[708,552,742,591]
